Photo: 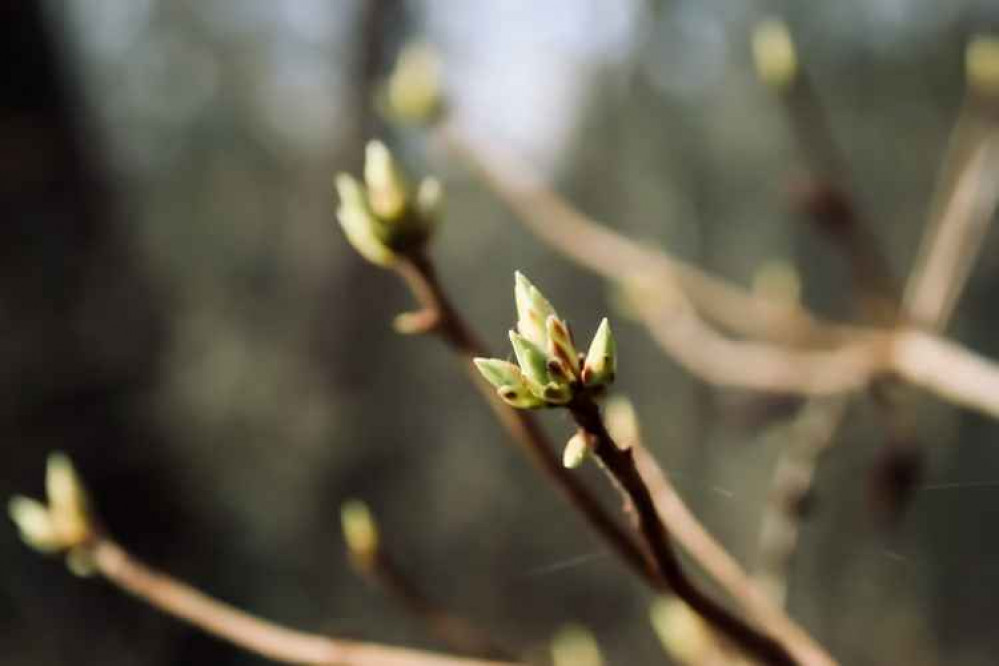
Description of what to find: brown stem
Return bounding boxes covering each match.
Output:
[567,396,797,666]
[631,444,837,666]
[92,539,519,666]
[392,253,658,587]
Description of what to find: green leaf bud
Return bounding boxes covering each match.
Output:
[582,318,617,387]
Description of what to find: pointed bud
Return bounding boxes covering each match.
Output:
[335,174,395,266]
[514,272,557,348]
[509,330,551,394]
[546,315,580,378]
[474,358,526,390]
[562,432,590,469]
[753,19,797,90]
[967,35,999,95]
[8,496,61,553]
[341,499,379,559]
[416,177,444,224]
[364,141,409,220]
[582,318,617,387]
[551,624,603,666]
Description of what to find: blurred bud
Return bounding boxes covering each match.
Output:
[9,453,98,569]
[967,35,999,96]
[365,140,410,221]
[604,396,640,449]
[383,42,444,125]
[562,432,590,469]
[546,315,581,379]
[335,174,396,266]
[46,453,91,547]
[649,597,713,666]
[416,177,444,223]
[509,330,551,393]
[753,19,798,90]
[335,143,444,266]
[341,499,379,560]
[514,272,557,348]
[582,318,617,387]
[8,496,61,553]
[551,624,603,666]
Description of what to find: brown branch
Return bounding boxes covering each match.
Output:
[628,442,836,666]
[91,539,519,666]
[566,396,797,666]
[391,252,658,587]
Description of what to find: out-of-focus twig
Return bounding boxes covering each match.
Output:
[341,500,514,660]
[436,122,999,421]
[756,44,999,598]
[91,539,519,666]
[436,122,856,349]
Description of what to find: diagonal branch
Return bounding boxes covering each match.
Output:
[567,395,797,666]
[91,538,519,666]
[391,252,658,587]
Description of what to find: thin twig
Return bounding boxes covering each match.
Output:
[91,539,519,666]
[567,395,797,666]
[391,252,658,587]
[349,536,514,659]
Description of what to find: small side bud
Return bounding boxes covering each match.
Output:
[604,396,640,449]
[514,271,557,348]
[383,41,444,125]
[551,624,603,666]
[562,433,590,469]
[581,318,617,387]
[415,177,444,224]
[509,330,552,394]
[967,35,999,96]
[649,597,713,666]
[335,174,396,266]
[8,496,61,553]
[364,141,410,221]
[753,19,798,90]
[341,499,379,560]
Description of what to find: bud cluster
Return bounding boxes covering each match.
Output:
[474,272,617,411]
[335,141,443,266]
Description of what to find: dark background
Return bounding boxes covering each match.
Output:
[3,1,999,664]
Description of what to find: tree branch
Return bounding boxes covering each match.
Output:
[566,395,797,666]
[391,252,659,587]
[91,539,519,666]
